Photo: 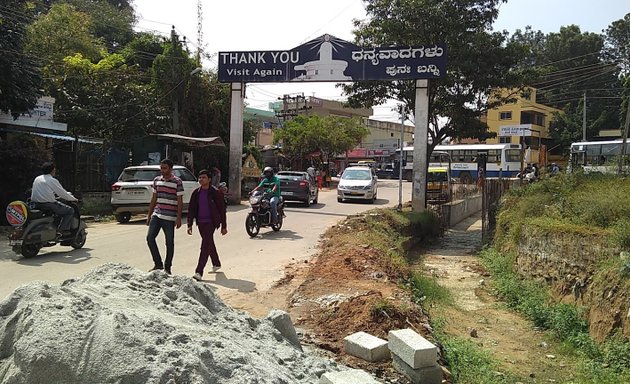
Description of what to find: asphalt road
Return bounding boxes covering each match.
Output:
[0,179,411,314]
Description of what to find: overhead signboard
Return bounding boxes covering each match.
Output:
[218,34,447,83]
[498,124,534,137]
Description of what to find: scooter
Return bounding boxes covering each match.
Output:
[6,199,88,257]
[245,190,285,237]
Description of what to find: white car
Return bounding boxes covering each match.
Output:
[111,165,198,223]
[337,166,378,203]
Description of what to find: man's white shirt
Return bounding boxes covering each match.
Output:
[31,174,78,203]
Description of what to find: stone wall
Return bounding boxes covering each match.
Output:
[514,225,629,341]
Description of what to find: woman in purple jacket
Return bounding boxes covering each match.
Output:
[187,169,228,281]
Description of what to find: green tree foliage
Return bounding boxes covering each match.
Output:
[26,3,103,62]
[0,0,43,114]
[515,25,623,148]
[604,13,630,74]
[50,53,165,141]
[342,0,533,152]
[273,115,369,165]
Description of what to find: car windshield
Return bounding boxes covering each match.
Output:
[118,169,160,182]
[428,171,448,182]
[342,169,372,180]
[277,174,305,182]
[173,168,196,181]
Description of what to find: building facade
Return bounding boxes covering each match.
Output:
[484,88,562,164]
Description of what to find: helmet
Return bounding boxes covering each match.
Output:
[263,166,274,176]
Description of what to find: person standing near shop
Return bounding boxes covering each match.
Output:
[146,159,184,275]
[187,169,227,280]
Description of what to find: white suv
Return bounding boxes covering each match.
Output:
[110,165,198,223]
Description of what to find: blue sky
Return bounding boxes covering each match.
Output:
[133,0,630,120]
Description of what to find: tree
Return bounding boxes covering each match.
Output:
[604,13,630,74]
[273,115,369,166]
[342,0,533,154]
[0,0,43,114]
[526,25,623,145]
[26,3,103,63]
[49,53,166,142]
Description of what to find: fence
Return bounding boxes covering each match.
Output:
[481,178,518,244]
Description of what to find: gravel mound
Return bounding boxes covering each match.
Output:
[0,263,340,383]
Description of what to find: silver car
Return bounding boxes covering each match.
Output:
[110,165,198,223]
[337,166,378,203]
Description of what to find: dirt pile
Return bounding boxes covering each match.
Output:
[0,263,342,384]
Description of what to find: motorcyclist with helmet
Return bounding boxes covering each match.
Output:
[251,167,281,224]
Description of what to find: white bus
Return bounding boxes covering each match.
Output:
[569,139,630,174]
[393,143,522,182]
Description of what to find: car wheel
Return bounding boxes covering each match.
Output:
[304,197,311,207]
[313,191,318,205]
[116,212,131,224]
[337,197,343,203]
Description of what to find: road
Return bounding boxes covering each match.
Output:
[0,179,411,316]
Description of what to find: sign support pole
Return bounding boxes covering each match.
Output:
[228,82,244,204]
[412,79,429,212]
[397,105,405,211]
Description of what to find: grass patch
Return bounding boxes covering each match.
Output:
[406,271,452,305]
[431,317,519,384]
[479,247,630,382]
[495,173,630,249]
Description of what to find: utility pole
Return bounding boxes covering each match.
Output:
[582,92,587,141]
[274,93,311,124]
[171,26,180,134]
[397,105,405,211]
[412,79,429,212]
[617,98,630,175]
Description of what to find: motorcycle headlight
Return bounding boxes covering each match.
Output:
[249,195,261,205]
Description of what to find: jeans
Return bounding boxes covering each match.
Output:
[147,216,175,269]
[35,201,74,231]
[270,196,280,223]
[196,223,220,274]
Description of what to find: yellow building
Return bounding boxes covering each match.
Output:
[484,88,562,165]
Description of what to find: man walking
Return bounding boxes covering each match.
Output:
[31,162,78,236]
[187,169,227,281]
[146,159,183,274]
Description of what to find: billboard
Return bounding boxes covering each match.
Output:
[498,124,534,137]
[218,34,446,83]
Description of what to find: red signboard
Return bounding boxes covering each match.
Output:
[346,148,367,158]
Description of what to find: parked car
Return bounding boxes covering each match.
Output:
[111,165,198,223]
[276,171,318,207]
[376,164,395,179]
[337,166,378,203]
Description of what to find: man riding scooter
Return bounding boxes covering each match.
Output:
[31,162,79,237]
[251,167,281,224]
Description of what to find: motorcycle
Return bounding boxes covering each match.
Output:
[6,199,88,258]
[245,190,285,237]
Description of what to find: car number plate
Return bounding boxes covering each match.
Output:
[129,191,145,195]
[9,239,22,246]
[281,191,293,195]
[349,192,361,195]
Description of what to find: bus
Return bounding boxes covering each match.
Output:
[393,143,522,182]
[569,139,630,174]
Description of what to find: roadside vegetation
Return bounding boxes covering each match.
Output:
[495,173,630,249]
[480,247,630,383]
[481,173,630,383]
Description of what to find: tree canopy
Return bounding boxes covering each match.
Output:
[273,115,369,166]
[0,0,43,114]
[343,0,534,152]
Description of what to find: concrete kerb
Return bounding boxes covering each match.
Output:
[392,355,443,384]
[343,331,390,362]
[388,328,438,369]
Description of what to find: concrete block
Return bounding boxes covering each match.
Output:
[320,369,382,384]
[265,309,302,351]
[388,328,438,369]
[392,355,443,384]
[343,331,390,362]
